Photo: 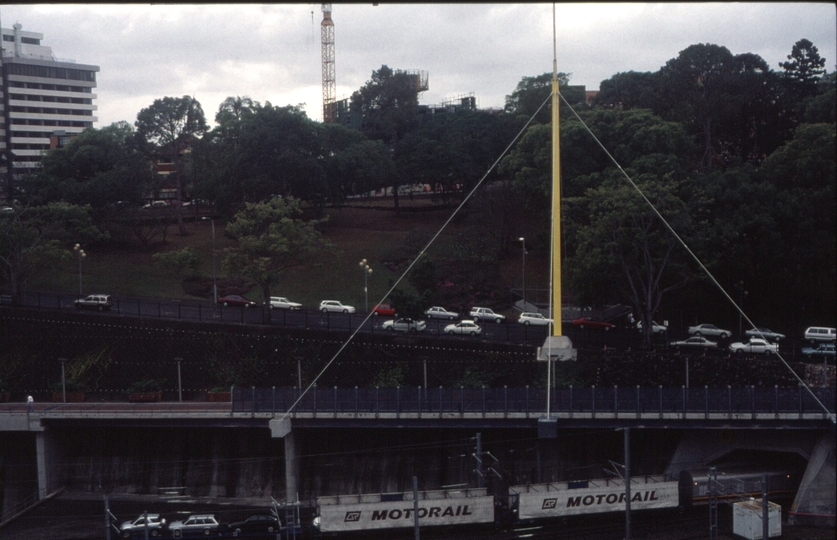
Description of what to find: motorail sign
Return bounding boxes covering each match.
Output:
[513,477,678,520]
[316,492,494,532]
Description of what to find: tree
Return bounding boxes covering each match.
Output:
[657,43,737,169]
[780,38,827,97]
[221,196,333,302]
[565,156,704,346]
[595,71,660,110]
[0,203,102,301]
[135,96,208,234]
[351,65,423,213]
[504,72,573,124]
[22,122,154,215]
[153,247,200,279]
[320,123,394,205]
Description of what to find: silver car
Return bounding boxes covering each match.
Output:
[319,300,356,313]
[120,514,166,538]
[167,514,220,538]
[424,306,459,320]
[382,318,426,333]
[687,323,731,339]
[518,312,553,326]
[269,296,302,310]
[444,320,482,336]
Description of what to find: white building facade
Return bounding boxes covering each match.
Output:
[0,21,99,197]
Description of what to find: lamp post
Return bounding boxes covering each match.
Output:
[73,244,86,296]
[735,281,748,336]
[202,217,217,304]
[359,259,372,312]
[59,358,67,403]
[518,237,526,309]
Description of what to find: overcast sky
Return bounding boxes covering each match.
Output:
[2,3,835,127]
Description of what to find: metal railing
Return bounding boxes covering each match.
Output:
[231,385,835,419]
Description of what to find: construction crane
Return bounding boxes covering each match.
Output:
[321,4,336,123]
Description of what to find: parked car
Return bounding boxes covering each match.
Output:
[218,295,257,308]
[120,513,166,538]
[444,320,482,336]
[382,318,426,333]
[142,200,169,209]
[319,300,356,313]
[687,323,731,339]
[268,296,302,310]
[518,312,553,326]
[804,326,836,344]
[572,317,615,331]
[744,327,785,341]
[636,320,667,334]
[801,343,836,359]
[74,294,112,311]
[167,514,220,538]
[469,307,505,323]
[227,514,280,537]
[671,336,718,350]
[424,306,459,320]
[729,338,779,356]
[372,303,397,316]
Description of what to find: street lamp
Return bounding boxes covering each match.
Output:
[518,237,526,309]
[202,217,217,304]
[73,244,86,296]
[359,259,372,312]
[735,281,748,336]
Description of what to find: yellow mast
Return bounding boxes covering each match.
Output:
[551,50,562,337]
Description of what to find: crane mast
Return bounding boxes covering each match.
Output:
[321,4,336,123]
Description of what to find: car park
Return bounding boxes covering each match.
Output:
[119,513,166,538]
[382,318,426,333]
[444,320,482,336]
[372,303,397,316]
[518,312,553,326]
[671,336,718,350]
[74,294,112,311]
[687,323,731,339]
[572,317,615,331]
[469,307,505,323]
[804,326,836,343]
[424,306,459,320]
[728,338,778,356]
[227,514,280,537]
[218,295,257,308]
[268,296,302,310]
[637,320,667,334]
[744,327,785,341]
[167,514,220,537]
[801,343,836,359]
[320,300,356,313]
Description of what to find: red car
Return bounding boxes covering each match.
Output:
[218,295,258,308]
[572,317,615,331]
[372,303,397,316]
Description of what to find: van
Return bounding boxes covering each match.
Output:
[804,326,836,343]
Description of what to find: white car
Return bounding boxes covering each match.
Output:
[382,318,426,333]
[729,338,779,356]
[469,307,505,324]
[444,320,482,336]
[637,320,667,334]
[687,323,731,339]
[671,336,718,350]
[745,327,785,341]
[424,306,459,320]
[518,312,553,326]
[319,300,356,314]
[268,296,302,310]
[120,513,166,537]
[167,514,220,538]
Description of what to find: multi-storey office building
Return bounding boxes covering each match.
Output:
[0,21,99,198]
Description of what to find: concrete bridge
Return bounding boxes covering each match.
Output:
[1,387,834,528]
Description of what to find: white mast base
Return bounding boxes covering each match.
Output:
[537,336,576,362]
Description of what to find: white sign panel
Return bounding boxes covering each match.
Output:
[317,495,495,532]
[514,479,678,520]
